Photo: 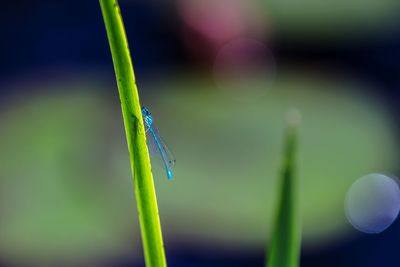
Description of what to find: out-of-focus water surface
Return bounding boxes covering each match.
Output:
[1,0,400,266]
[0,73,397,265]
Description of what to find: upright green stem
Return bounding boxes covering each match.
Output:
[267,110,301,267]
[99,1,167,266]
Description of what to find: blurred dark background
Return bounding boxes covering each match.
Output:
[0,0,400,266]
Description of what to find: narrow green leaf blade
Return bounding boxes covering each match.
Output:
[99,1,167,266]
[267,110,301,267]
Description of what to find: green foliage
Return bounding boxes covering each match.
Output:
[267,111,301,267]
[99,1,167,266]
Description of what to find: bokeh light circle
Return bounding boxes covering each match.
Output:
[213,38,276,97]
[345,173,400,234]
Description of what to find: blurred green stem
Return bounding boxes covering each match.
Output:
[99,0,167,266]
[267,110,302,267]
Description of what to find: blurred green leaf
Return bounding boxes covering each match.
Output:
[267,111,301,267]
[263,0,400,39]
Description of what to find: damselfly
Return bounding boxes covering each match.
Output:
[141,107,176,180]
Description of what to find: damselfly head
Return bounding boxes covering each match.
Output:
[141,106,153,127]
[141,106,151,116]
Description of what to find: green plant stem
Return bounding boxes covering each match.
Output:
[99,1,167,266]
[267,110,301,267]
